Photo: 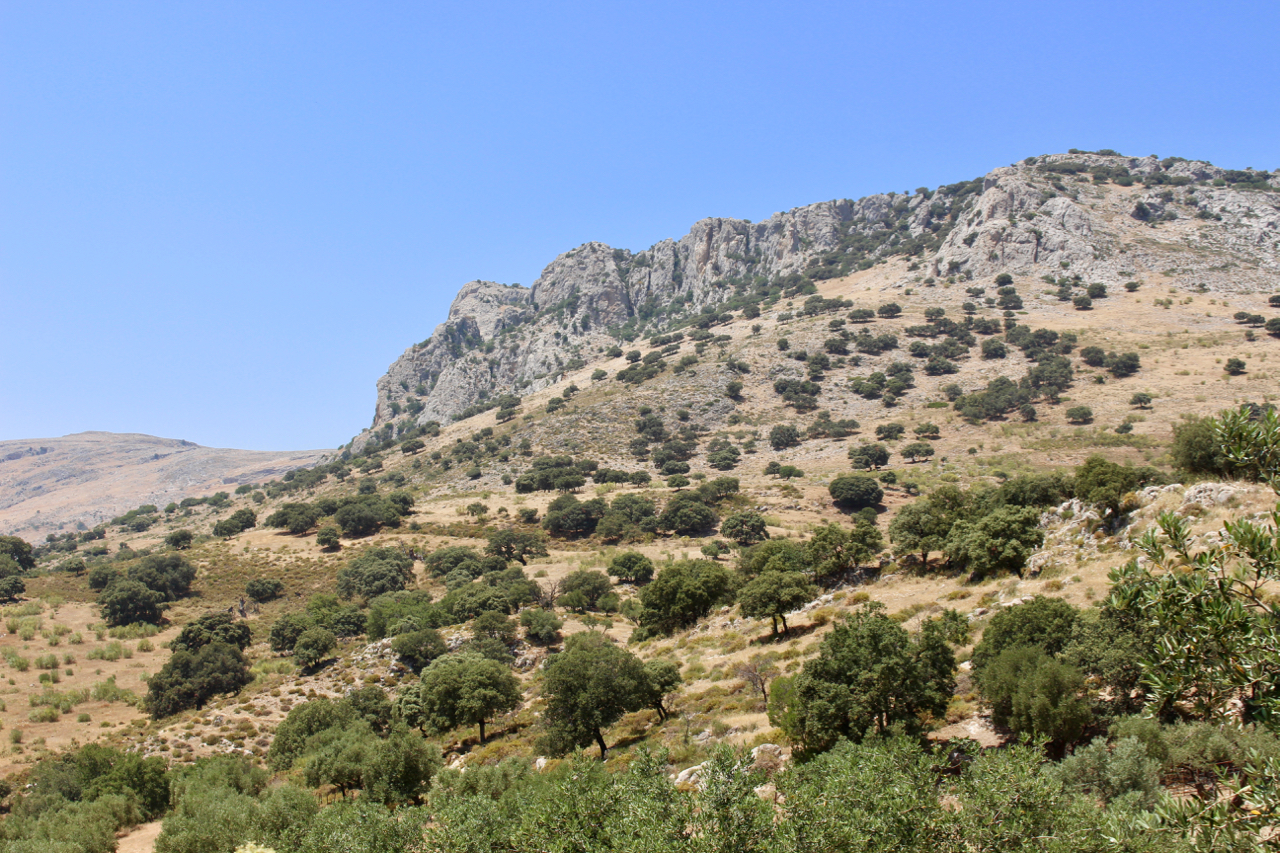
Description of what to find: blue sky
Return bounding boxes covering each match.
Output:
[3,1,1278,450]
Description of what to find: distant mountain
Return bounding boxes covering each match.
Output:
[0,432,329,542]
[357,151,1279,446]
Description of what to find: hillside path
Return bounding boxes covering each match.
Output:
[117,820,163,853]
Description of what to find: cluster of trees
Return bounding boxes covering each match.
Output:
[629,411,706,472]
[1079,345,1142,377]
[539,476,739,542]
[886,461,1157,576]
[145,612,253,717]
[211,507,256,539]
[769,603,957,753]
[0,535,34,601]
[264,489,414,539]
[0,743,171,852]
[419,737,1234,852]
[92,553,197,626]
[969,597,1146,754]
[267,686,442,802]
[513,454,652,493]
[14,705,1280,852]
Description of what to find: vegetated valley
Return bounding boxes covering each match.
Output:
[3,149,1280,852]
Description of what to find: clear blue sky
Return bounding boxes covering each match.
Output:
[3,1,1278,450]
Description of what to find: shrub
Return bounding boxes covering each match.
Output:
[337,548,414,600]
[875,423,905,441]
[1066,406,1093,424]
[246,578,284,603]
[608,552,655,584]
[971,597,1080,673]
[720,511,770,546]
[391,629,446,670]
[294,627,336,669]
[144,641,252,718]
[316,525,341,550]
[1225,357,1247,375]
[128,553,196,600]
[170,613,252,653]
[558,570,613,611]
[99,580,164,627]
[769,424,801,451]
[165,529,194,550]
[828,475,883,510]
[520,608,563,645]
[268,502,323,535]
[979,646,1090,754]
[1106,352,1141,378]
[656,494,718,535]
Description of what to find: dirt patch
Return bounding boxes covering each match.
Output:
[116,819,164,853]
[0,602,176,778]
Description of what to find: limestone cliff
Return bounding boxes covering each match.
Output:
[359,152,1278,445]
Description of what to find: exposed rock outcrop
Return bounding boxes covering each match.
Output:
[358,152,1280,446]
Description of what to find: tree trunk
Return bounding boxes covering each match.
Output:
[594,728,608,760]
[479,718,487,744]
[770,615,779,635]
[780,614,789,634]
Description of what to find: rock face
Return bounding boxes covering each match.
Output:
[359,153,1280,444]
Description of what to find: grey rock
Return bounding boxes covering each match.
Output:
[355,152,1280,447]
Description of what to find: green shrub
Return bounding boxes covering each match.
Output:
[245,578,285,602]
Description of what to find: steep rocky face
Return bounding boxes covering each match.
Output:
[359,152,1279,445]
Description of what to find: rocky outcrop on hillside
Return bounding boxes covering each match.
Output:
[934,153,1280,286]
[0,432,328,541]
[360,152,1279,443]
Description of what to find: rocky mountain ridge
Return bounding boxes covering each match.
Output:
[360,151,1279,445]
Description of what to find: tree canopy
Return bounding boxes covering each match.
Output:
[769,603,955,755]
[636,559,736,639]
[395,653,521,744]
[539,633,654,758]
[337,547,415,599]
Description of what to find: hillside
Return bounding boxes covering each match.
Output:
[358,150,1279,446]
[0,432,329,541]
[4,149,1280,850]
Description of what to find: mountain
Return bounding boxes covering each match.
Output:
[357,151,1279,445]
[0,432,329,541]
